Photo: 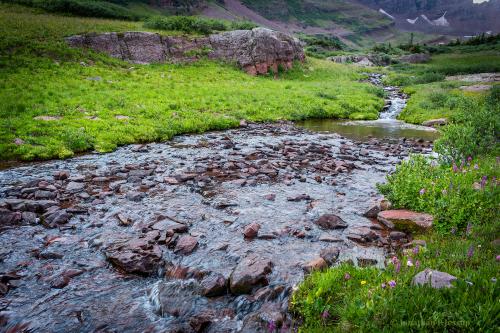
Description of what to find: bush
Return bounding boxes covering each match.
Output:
[144,15,230,35]
[377,155,499,231]
[4,0,141,20]
[434,87,500,163]
[230,20,258,30]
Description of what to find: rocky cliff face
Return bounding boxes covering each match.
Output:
[66,28,305,75]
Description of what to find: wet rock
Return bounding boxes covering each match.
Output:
[230,254,272,295]
[153,279,208,319]
[320,247,340,266]
[379,199,392,211]
[412,269,457,289]
[105,239,163,275]
[378,210,433,231]
[39,250,64,260]
[50,275,70,289]
[126,191,145,202]
[43,209,71,227]
[21,212,37,224]
[53,170,70,180]
[243,223,261,239]
[116,213,133,226]
[363,203,381,218]
[151,219,188,233]
[263,194,276,201]
[347,227,379,243]
[174,235,198,255]
[389,231,407,240]
[314,214,347,230]
[189,310,215,332]
[287,194,311,202]
[34,190,57,200]
[201,273,227,297]
[0,209,22,226]
[303,257,327,273]
[319,234,343,243]
[66,181,85,193]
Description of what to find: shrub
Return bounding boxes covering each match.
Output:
[144,15,229,35]
[434,87,500,163]
[230,20,258,30]
[4,0,141,20]
[377,155,499,231]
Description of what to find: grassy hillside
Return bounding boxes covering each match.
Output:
[0,4,384,161]
[241,0,393,34]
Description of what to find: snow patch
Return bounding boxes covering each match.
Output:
[407,17,419,24]
[379,8,395,20]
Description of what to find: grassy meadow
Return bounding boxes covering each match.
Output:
[0,4,383,161]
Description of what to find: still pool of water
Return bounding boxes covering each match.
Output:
[297,118,440,142]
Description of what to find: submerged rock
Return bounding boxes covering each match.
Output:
[314,214,347,230]
[230,255,273,295]
[104,238,163,275]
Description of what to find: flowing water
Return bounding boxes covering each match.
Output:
[0,75,436,332]
[298,74,440,142]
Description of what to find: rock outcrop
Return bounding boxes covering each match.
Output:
[66,28,305,75]
[377,210,433,231]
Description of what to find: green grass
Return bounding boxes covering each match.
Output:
[0,4,383,161]
[291,222,500,332]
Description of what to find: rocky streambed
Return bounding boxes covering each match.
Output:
[0,121,434,332]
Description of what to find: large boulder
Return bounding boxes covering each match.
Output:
[377,210,433,231]
[229,254,273,295]
[66,28,305,75]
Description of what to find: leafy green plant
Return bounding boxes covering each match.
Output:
[144,15,228,35]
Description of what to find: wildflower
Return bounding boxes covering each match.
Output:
[413,246,420,255]
[496,255,500,262]
[480,176,487,189]
[388,280,397,288]
[391,256,399,265]
[450,227,457,235]
[268,320,276,332]
[466,222,473,236]
[452,163,458,172]
[474,164,479,170]
[415,260,421,269]
[361,280,367,285]
[321,310,330,319]
[467,156,472,163]
[344,272,351,280]
[395,261,401,273]
[442,189,447,195]
[407,259,414,267]
[381,283,387,289]
[419,188,426,195]
[467,245,474,258]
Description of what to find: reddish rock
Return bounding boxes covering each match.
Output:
[320,247,340,266]
[314,214,347,230]
[201,273,227,297]
[174,236,198,255]
[243,223,261,239]
[105,239,163,275]
[303,257,327,273]
[378,210,433,231]
[230,255,272,295]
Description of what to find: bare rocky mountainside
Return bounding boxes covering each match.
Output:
[357,0,500,35]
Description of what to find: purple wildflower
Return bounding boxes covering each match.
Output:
[474,164,479,170]
[467,156,472,163]
[496,255,500,262]
[321,310,330,319]
[344,272,351,280]
[268,321,276,332]
[413,246,420,255]
[391,256,399,265]
[467,245,474,258]
[419,188,426,195]
[388,280,397,288]
[381,283,387,289]
[480,176,488,189]
[395,261,401,274]
[415,260,421,269]
[451,227,457,235]
[466,222,473,236]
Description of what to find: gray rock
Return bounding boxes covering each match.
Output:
[320,247,340,265]
[66,181,85,193]
[126,191,145,202]
[201,273,227,297]
[412,269,457,289]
